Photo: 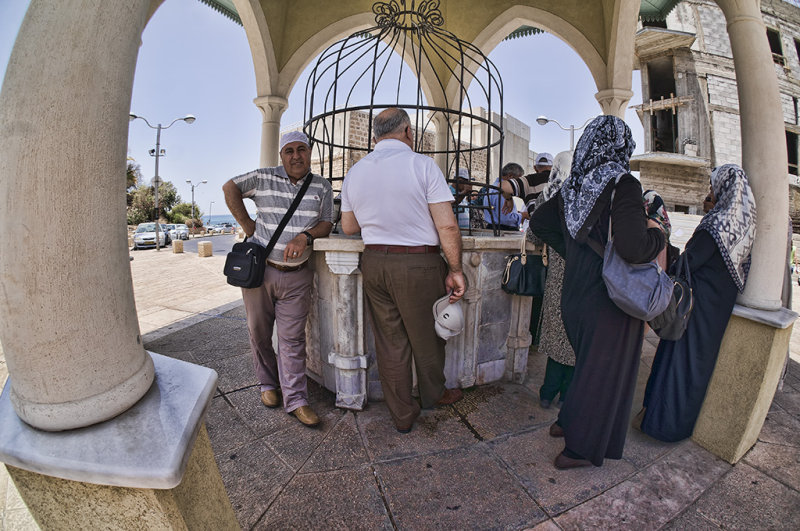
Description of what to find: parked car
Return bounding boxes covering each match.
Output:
[171,223,189,240]
[160,224,172,246]
[132,222,167,250]
[219,222,235,234]
[208,225,224,234]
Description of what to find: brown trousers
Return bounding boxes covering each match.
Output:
[360,249,448,427]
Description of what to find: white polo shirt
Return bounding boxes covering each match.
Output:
[340,139,454,246]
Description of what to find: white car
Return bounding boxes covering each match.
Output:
[132,223,168,250]
[170,223,189,240]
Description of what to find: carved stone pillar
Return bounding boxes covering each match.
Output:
[595,88,634,118]
[254,95,288,167]
[0,0,154,431]
[325,251,368,410]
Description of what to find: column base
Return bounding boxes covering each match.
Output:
[6,425,238,530]
[692,305,797,463]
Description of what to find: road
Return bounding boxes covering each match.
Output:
[130,234,238,256]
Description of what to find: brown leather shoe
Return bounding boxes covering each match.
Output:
[549,422,564,438]
[260,389,280,408]
[554,451,592,470]
[291,405,320,427]
[436,388,463,406]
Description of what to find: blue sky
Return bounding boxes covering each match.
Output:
[1,0,644,218]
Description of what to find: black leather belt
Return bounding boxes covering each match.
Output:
[364,244,441,254]
[267,261,307,272]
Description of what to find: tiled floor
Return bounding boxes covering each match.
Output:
[2,244,800,529]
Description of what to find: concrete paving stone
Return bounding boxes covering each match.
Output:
[451,383,556,440]
[489,427,637,516]
[2,508,40,531]
[759,405,800,447]
[258,466,392,530]
[357,401,479,463]
[662,507,723,530]
[191,343,251,366]
[300,412,369,474]
[772,384,800,417]
[214,438,293,530]
[225,387,300,438]
[691,463,800,529]
[786,357,800,380]
[375,444,546,530]
[554,442,730,530]
[525,519,561,531]
[203,352,258,394]
[742,441,800,491]
[620,421,680,469]
[205,396,259,458]
[143,325,216,353]
[263,406,347,472]
[148,348,198,364]
[221,304,247,320]
[782,371,800,393]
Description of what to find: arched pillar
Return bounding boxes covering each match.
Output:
[717,0,787,310]
[595,88,635,118]
[690,0,797,464]
[254,95,288,167]
[0,0,154,430]
[430,113,451,175]
[595,0,639,117]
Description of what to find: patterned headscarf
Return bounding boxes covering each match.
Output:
[536,150,573,208]
[696,164,757,292]
[643,189,671,239]
[561,115,635,239]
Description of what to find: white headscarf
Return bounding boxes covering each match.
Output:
[536,150,573,209]
[696,164,757,292]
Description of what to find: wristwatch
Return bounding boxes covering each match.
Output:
[302,230,314,245]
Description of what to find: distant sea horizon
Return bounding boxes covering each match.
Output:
[204,214,238,226]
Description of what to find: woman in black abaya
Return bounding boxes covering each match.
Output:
[641,164,756,442]
[531,115,666,468]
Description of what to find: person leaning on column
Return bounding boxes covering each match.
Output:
[222,131,333,427]
[339,107,466,433]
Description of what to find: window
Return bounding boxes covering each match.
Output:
[647,57,679,153]
[787,130,798,175]
[767,28,785,65]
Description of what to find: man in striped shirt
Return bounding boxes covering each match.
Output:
[223,131,333,427]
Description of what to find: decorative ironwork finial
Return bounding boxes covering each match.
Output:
[373,0,443,30]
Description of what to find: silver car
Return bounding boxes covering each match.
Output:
[170,223,189,240]
[132,222,167,250]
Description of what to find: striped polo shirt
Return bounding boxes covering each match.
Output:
[509,171,550,215]
[232,166,333,262]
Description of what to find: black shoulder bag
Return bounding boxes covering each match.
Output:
[224,173,313,288]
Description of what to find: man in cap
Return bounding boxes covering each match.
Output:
[483,162,524,231]
[339,107,465,433]
[222,131,333,427]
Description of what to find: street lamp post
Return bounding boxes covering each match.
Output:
[129,113,196,250]
[208,200,215,229]
[536,115,594,150]
[185,179,207,237]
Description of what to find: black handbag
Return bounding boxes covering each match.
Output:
[501,236,547,296]
[224,172,313,288]
[224,237,268,288]
[648,252,694,340]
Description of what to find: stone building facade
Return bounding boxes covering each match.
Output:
[632,0,800,227]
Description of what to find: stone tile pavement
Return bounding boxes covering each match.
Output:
[2,244,800,529]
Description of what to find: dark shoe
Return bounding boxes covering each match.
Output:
[436,388,463,406]
[549,422,564,438]
[396,423,413,434]
[260,389,280,408]
[554,451,593,470]
[540,398,552,409]
[291,405,320,427]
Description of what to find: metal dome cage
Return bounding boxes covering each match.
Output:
[302,0,507,234]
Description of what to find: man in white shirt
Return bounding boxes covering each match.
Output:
[340,108,465,433]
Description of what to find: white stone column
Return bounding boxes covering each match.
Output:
[254,95,288,167]
[430,113,451,174]
[595,88,634,118]
[0,0,154,430]
[325,251,368,410]
[718,0,788,310]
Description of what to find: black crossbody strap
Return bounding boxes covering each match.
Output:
[262,172,313,256]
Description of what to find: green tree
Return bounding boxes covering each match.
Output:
[126,180,182,225]
[168,202,203,224]
[126,159,142,207]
